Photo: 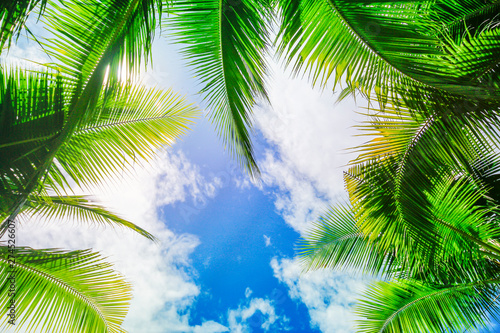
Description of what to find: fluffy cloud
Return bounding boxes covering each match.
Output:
[155,150,223,206]
[227,296,284,333]
[254,60,367,233]
[271,257,366,333]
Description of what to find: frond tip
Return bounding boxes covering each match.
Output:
[22,195,157,241]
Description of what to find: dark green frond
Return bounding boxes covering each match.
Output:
[0,68,66,214]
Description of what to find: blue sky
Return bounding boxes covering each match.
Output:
[7,22,498,333]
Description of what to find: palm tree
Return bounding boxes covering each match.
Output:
[295,1,500,331]
[1,0,198,331]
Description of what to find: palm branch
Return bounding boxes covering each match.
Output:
[356,278,500,333]
[167,0,271,177]
[0,246,131,332]
[297,204,401,277]
[48,81,198,191]
[20,194,156,241]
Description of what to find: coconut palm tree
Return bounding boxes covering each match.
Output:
[0,0,198,331]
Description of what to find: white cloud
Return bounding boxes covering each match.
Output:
[260,152,331,233]
[155,151,223,206]
[227,297,280,333]
[245,287,253,298]
[191,321,229,333]
[13,149,226,332]
[271,257,366,333]
[254,59,367,234]
[263,235,271,247]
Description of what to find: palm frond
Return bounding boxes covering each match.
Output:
[298,204,399,277]
[0,246,131,332]
[42,0,161,84]
[356,278,500,333]
[0,0,47,51]
[168,0,270,177]
[21,194,156,241]
[48,81,198,190]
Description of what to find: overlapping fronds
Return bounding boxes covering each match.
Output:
[277,0,500,103]
[22,195,156,240]
[0,0,183,219]
[168,0,270,177]
[0,68,66,214]
[0,247,131,332]
[347,95,500,257]
[289,1,500,331]
[0,0,47,50]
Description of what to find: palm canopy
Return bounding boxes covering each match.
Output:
[299,80,500,330]
[277,0,500,101]
[301,158,500,331]
[159,0,500,178]
[1,1,200,332]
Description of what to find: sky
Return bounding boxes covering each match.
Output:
[4,18,495,333]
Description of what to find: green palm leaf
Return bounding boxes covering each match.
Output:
[21,195,156,241]
[168,0,270,176]
[356,278,500,333]
[0,0,47,50]
[48,81,199,190]
[42,0,161,84]
[298,204,400,277]
[0,246,131,332]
